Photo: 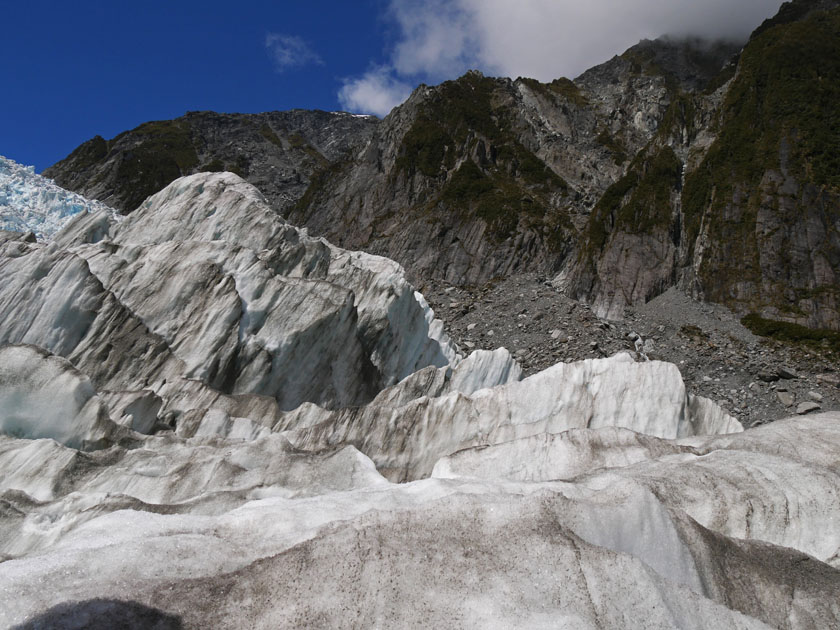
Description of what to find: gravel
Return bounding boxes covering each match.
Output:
[421,274,840,429]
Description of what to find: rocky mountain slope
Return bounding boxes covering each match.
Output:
[286,37,738,287]
[44,109,377,215]
[45,0,840,338]
[567,0,840,329]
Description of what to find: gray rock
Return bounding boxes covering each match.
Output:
[816,373,840,388]
[796,402,821,415]
[808,391,824,403]
[758,371,780,383]
[777,366,799,380]
[44,110,378,216]
[776,391,795,407]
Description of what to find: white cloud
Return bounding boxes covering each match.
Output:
[386,0,785,82]
[265,34,323,72]
[338,0,784,115]
[338,67,413,117]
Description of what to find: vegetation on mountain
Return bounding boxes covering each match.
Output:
[582,145,682,258]
[682,6,840,320]
[392,72,570,241]
[59,135,108,172]
[111,120,199,211]
[742,313,840,354]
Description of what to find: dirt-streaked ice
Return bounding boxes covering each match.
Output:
[0,170,837,629]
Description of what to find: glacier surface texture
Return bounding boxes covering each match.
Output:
[0,170,838,629]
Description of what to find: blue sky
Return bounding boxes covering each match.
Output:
[2,0,783,172]
[3,0,391,171]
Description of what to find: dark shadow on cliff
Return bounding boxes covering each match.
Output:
[13,599,182,630]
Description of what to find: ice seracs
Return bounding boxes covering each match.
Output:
[0,155,117,240]
[0,171,459,426]
[281,352,741,481]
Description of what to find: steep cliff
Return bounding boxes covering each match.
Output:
[289,72,581,286]
[288,38,736,287]
[565,0,840,329]
[681,3,840,330]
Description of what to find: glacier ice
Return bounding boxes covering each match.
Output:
[0,155,117,240]
[280,353,741,481]
[0,167,837,628]
[0,171,459,419]
[0,414,837,628]
[0,345,120,449]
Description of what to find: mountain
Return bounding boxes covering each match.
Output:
[43,1,840,335]
[567,0,840,329]
[43,109,378,215]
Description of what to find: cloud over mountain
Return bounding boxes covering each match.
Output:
[339,0,783,115]
[338,66,414,117]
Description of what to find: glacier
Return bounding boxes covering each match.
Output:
[0,168,838,629]
[0,155,117,240]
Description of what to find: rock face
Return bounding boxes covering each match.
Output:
[563,0,840,328]
[674,3,840,330]
[286,60,703,287]
[43,109,378,215]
